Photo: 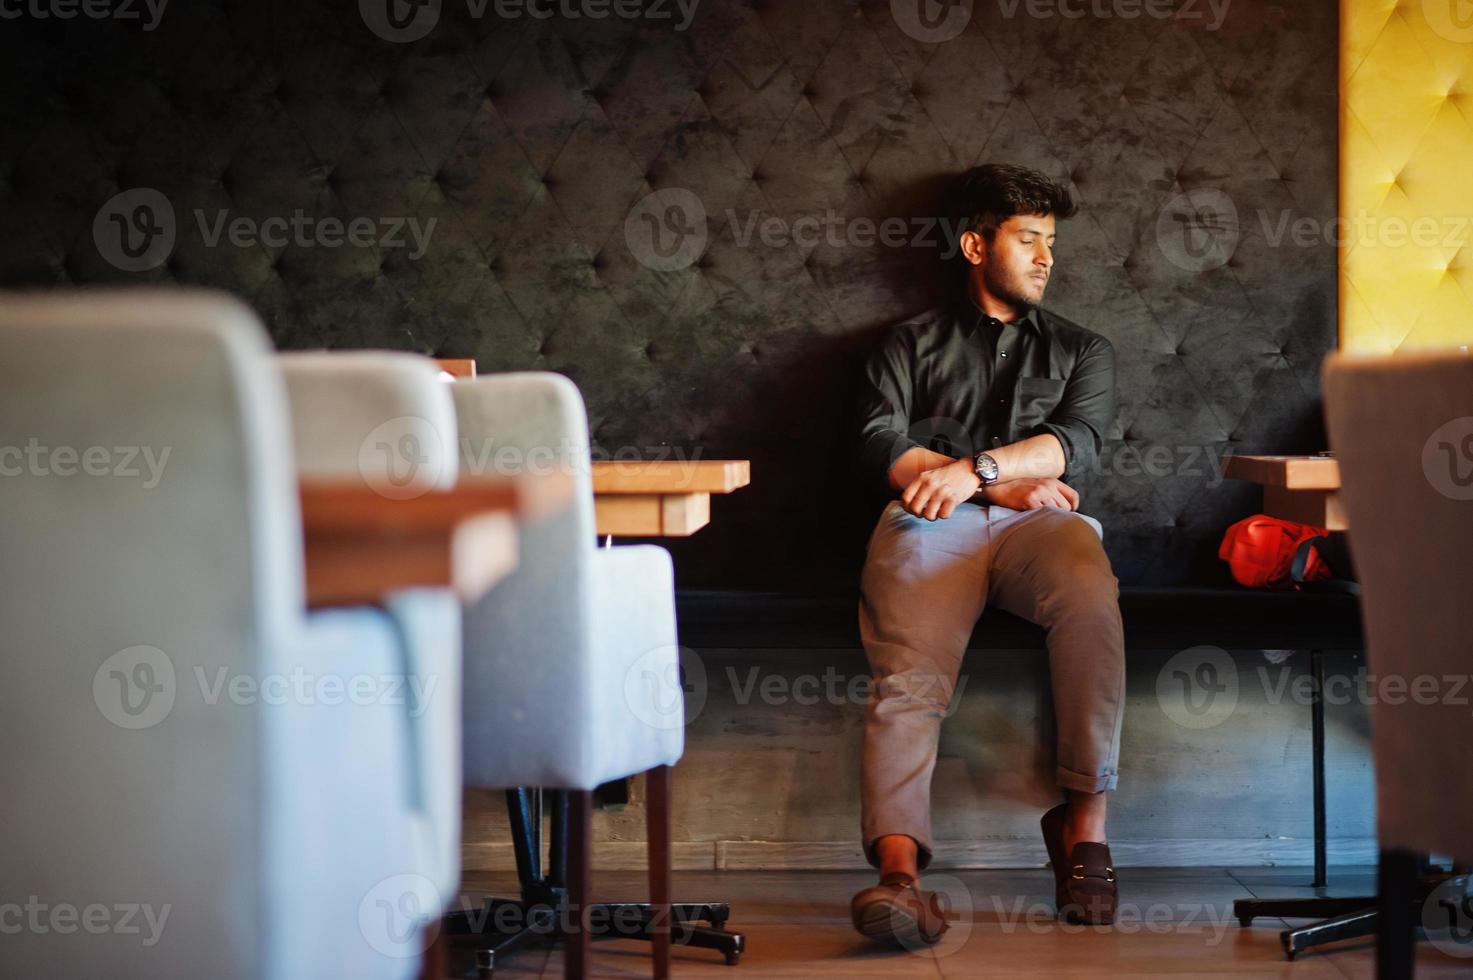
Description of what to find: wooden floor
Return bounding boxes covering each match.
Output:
[446,866,1472,978]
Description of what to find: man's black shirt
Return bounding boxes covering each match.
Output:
[856,298,1117,495]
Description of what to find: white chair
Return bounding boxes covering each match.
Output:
[1324,351,1473,978]
[449,373,741,979]
[276,351,469,925]
[0,291,457,979]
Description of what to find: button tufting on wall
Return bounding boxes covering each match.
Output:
[0,5,1340,590]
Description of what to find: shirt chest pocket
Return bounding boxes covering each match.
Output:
[1011,377,1067,432]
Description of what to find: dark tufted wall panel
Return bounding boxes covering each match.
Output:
[0,0,1337,588]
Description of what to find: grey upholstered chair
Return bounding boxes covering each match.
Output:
[0,290,458,979]
[449,373,743,980]
[276,350,469,919]
[1324,350,1473,978]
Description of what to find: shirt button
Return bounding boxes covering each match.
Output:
[1000,350,1008,357]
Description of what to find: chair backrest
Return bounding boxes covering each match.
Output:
[276,349,464,901]
[1323,351,1473,860]
[0,290,303,978]
[450,371,596,540]
[277,351,458,496]
[449,372,598,786]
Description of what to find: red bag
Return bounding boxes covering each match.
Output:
[1218,515,1331,589]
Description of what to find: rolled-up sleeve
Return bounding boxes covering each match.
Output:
[1024,336,1116,483]
[856,327,923,494]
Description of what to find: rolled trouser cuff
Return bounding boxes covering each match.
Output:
[862,830,934,872]
[1057,764,1118,794]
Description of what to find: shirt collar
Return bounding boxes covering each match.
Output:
[961,296,1041,337]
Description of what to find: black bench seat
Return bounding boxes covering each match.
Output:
[675,587,1364,652]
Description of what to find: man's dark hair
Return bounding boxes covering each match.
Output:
[954,163,1077,242]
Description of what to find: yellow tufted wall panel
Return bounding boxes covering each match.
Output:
[1341,0,1473,352]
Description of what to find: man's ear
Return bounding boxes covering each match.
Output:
[958,229,987,267]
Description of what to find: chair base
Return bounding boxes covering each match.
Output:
[443,897,743,976]
[1234,863,1456,962]
[1235,897,1379,960]
[440,785,745,978]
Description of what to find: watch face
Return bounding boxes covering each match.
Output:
[976,453,998,481]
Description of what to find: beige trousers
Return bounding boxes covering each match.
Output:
[858,500,1125,869]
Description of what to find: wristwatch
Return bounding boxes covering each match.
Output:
[973,451,1000,486]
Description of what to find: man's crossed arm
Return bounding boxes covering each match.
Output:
[889,435,1079,521]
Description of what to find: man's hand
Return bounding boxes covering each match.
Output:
[901,458,982,520]
[981,477,1079,512]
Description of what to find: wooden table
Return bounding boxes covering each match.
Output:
[1221,454,1345,529]
[299,472,570,607]
[591,459,750,537]
[434,358,477,379]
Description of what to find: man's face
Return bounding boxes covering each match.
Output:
[964,213,1057,311]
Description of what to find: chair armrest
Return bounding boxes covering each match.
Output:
[588,544,684,777]
[264,606,448,977]
[380,588,463,901]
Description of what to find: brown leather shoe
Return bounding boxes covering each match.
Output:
[1041,802,1119,925]
[850,872,950,947]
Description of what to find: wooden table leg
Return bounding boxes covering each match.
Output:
[567,789,592,980]
[647,765,672,980]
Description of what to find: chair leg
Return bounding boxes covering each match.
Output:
[1377,848,1419,980]
[418,921,446,980]
[647,765,673,980]
[566,789,593,980]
